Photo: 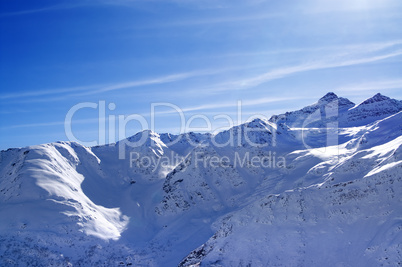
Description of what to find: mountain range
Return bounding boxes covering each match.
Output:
[1,92,401,266]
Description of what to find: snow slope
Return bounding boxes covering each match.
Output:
[269,92,402,127]
[0,93,401,266]
[180,112,402,266]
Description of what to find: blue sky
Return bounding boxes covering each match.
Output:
[1,0,402,149]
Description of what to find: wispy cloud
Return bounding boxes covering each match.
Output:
[335,79,402,93]
[301,0,401,14]
[154,96,310,115]
[69,70,214,97]
[1,96,305,130]
[99,0,270,10]
[4,41,402,105]
[208,41,402,92]
[0,117,100,130]
[1,68,226,102]
[143,12,282,28]
[0,84,102,100]
[155,40,402,64]
[5,62,278,104]
[0,3,84,17]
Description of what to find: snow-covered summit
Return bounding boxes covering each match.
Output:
[319,91,338,101]
[269,92,401,128]
[361,92,391,104]
[1,92,402,266]
[269,92,355,127]
[345,93,402,126]
[318,92,354,106]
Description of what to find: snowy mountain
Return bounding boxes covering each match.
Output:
[346,93,402,126]
[269,92,402,128]
[1,93,401,266]
[269,92,355,128]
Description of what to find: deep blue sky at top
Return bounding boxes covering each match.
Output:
[1,0,402,149]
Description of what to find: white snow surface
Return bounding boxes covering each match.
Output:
[0,93,401,266]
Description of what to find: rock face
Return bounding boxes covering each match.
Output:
[346,93,402,126]
[179,112,402,266]
[269,92,402,128]
[1,93,402,266]
[269,92,355,127]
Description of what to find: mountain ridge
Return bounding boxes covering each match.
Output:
[1,92,401,266]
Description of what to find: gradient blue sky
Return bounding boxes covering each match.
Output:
[1,0,402,149]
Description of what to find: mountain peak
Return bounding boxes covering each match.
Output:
[245,118,268,128]
[141,129,158,135]
[361,93,391,105]
[319,92,338,102]
[318,92,354,107]
[124,129,161,146]
[346,93,402,126]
